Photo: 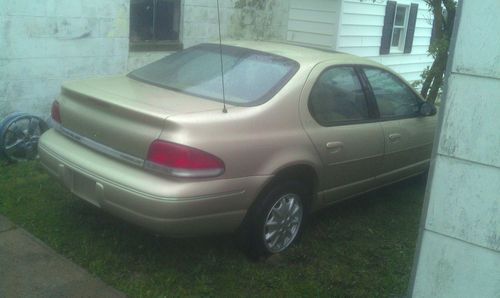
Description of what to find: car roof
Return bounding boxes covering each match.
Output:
[219,40,383,68]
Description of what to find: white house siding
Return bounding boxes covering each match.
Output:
[286,0,341,48]
[0,0,130,117]
[336,0,434,82]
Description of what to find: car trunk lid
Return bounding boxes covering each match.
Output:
[58,76,223,159]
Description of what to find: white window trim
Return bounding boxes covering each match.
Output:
[390,4,410,53]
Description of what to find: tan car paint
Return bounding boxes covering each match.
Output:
[38,41,436,236]
[39,129,270,236]
[297,59,436,204]
[377,117,436,185]
[60,76,224,159]
[298,60,385,204]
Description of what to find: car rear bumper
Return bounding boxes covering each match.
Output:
[38,129,270,236]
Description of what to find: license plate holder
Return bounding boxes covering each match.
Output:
[72,172,101,208]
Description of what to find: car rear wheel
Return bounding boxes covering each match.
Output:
[241,181,307,259]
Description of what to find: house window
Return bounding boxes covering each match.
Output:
[130,0,182,51]
[391,5,409,51]
[380,1,418,55]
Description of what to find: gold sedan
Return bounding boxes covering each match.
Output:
[39,41,436,257]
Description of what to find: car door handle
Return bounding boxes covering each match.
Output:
[326,141,343,153]
[388,133,402,142]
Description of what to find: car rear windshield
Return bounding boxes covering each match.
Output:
[128,44,299,106]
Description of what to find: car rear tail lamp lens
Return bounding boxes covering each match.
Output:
[51,100,61,124]
[145,140,225,178]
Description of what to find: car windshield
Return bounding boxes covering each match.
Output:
[128,44,299,106]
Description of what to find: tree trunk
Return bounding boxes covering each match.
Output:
[427,72,442,104]
[421,61,436,98]
[432,2,443,40]
[420,0,456,103]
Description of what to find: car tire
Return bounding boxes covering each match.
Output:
[0,113,48,162]
[240,180,308,260]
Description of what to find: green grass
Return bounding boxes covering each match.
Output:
[0,161,426,297]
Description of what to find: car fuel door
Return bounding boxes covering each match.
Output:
[299,62,384,203]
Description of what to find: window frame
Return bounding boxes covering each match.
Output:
[390,4,410,52]
[380,1,419,55]
[358,65,425,121]
[129,0,183,52]
[307,65,379,127]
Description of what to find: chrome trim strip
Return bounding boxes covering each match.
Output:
[53,123,145,168]
[52,123,224,178]
[144,160,224,178]
[40,142,244,202]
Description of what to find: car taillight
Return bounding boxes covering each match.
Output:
[145,140,225,178]
[51,100,61,124]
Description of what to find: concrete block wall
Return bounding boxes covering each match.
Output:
[0,0,130,118]
[410,0,500,297]
[0,0,290,117]
[129,0,291,69]
[181,0,220,48]
[182,0,290,48]
[127,51,170,72]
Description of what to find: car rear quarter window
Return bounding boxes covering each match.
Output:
[363,67,421,118]
[309,66,370,126]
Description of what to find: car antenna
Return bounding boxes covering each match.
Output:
[216,0,228,113]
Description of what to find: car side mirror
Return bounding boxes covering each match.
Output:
[419,102,437,116]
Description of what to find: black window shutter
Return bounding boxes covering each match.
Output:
[404,3,419,53]
[380,1,397,55]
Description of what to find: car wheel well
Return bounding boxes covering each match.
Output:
[253,164,318,215]
[271,165,316,205]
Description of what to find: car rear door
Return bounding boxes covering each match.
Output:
[299,63,384,203]
[360,67,436,184]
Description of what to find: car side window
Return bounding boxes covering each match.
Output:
[309,66,369,126]
[363,67,420,118]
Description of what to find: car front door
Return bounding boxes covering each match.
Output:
[361,67,437,184]
[299,63,385,203]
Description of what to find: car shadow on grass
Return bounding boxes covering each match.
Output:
[72,173,427,255]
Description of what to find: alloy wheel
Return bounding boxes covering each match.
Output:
[263,193,303,253]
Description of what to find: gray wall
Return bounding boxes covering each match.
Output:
[129,0,290,70]
[184,0,289,47]
[410,0,500,297]
[1,0,290,118]
[0,0,130,118]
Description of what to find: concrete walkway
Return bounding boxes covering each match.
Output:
[0,215,125,297]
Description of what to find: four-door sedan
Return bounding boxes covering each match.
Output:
[39,41,436,257]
